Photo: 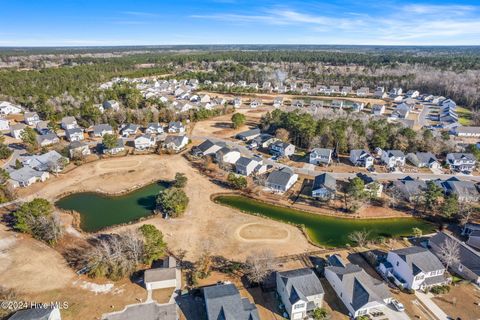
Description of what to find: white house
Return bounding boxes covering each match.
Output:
[265,167,298,193]
[168,121,185,133]
[10,123,26,139]
[134,134,157,150]
[309,148,332,165]
[121,124,139,137]
[273,97,284,108]
[69,141,91,159]
[24,112,40,126]
[312,173,336,200]
[250,99,262,108]
[235,157,260,176]
[381,150,406,169]
[36,133,59,147]
[92,124,114,137]
[372,104,385,115]
[103,100,120,112]
[65,127,84,142]
[0,118,9,131]
[144,257,179,291]
[325,255,392,318]
[9,167,50,188]
[407,152,441,169]
[454,126,480,138]
[276,268,324,320]
[145,122,164,134]
[379,246,448,291]
[269,141,295,157]
[192,139,224,157]
[446,153,476,172]
[163,135,188,152]
[0,101,23,115]
[215,147,241,165]
[61,116,78,130]
[350,149,374,168]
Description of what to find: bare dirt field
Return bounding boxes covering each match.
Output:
[235,223,290,242]
[432,283,480,319]
[17,154,317,261]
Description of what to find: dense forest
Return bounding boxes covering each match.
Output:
[0,48,479,115]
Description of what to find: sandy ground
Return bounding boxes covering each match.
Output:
[18,154,316,261]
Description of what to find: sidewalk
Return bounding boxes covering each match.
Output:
[415,291,449,320]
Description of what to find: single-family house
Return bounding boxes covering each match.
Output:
[24,112,40,126]
[192,139,224,157]
[265,167,298,193]
[381,150,406,169]
[291,99,305,108]
[379,246,448,291]
[356,87,369,97]
[351,102,364,112]
[103,139,125,155]
[269,141,295,157]
[10,123,26,139]
[203,284,259,320]
[429,232,480,285]
[134,134,157,150]
[407,152,441,169]
[446,153,476,172]
[168,121,185,133]
[36,133,59,147]
[232,97,242,108]
[9,167,50,188]
[454,126,480,138]
[215,147,241,164]
[145,122,164,135]
[92,124,114,137]
[341,86,352,96]
[121,124,139,137]
[163,135,188,152]
[391,176,427,202]
[372,104,385,115]
[350,149,374,168]
[406,90,420,98]
[467,230,480,251]
[61,116,78,130]
[250,99,262,108]
[103,100,120,111]
[374,87,385,98]
[0,101,22,115]
[325,255,392,318]
[440,177,480,202]
[20,150,69,173]
[331,100,344,109]
[69,141,91,159]
[0,118,9,131]
[391,103,411,119]
[276,268,324,320]
[65,127,84,142]
[235,157,260,176]
[250,134,276,149]
[273,97,283,108]
[355,173,383,197]
[199,94,211,103]
[236,128,261,141]
[309,148,332,166]
[36,120,50,135]
[8,306,61,320]
[144,256,179,290]
[389,88,403,96]
[310,100,324,108]
[312,173,336,200]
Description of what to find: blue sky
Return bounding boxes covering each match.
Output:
[1,0,480,46]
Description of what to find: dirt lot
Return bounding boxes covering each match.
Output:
[17,154,317,261]
[432,283,480,319]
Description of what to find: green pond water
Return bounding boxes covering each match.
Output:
[55,182,167,232]
[215,195,435,247]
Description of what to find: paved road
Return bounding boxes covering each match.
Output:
[193,136,480,183]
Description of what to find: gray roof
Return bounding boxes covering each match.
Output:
[277,268,324,305]
[390,246,444,275]
[393,177,427,199]
[429,232,480,277]
[355,173,377,185]
[456,126,480,134]
[66,127,83,135]
[144,268,176,283]
[408,152,438,166]
[9,167,46,183]
[271,140,292,149]
[122,123,139,132]
[102,302,177,320]
[386,150,405,158]
[36,132,58,144]
[61,116,76,124]
[447,153,476,161]
[313,173,336,191]
[310,148,332,157]
[325,255,391,312]
[267,167,295,187]
[236,156,257,167]
[350,149,372,159]
[203,284,259,320]
[442,179,479,199]
[11,123,26,130]
[69,141,88,149]
[196,139,224,153]
[8,307,57,320]
[93,124,113,135]
[236,128,261,139]
[164,135,187,147]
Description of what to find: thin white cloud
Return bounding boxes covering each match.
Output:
[403,4,476,15]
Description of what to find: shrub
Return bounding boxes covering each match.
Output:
[156,187,189,218]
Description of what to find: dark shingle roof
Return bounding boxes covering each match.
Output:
[9,307,56,320]
[203,284,259,320]
[391,246,444,275]
[313,173,336,191]
[266,167,295,187]
[277,268,324,305]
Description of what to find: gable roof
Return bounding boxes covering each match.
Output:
[313,173,336,191]
[267,167,295,187]
[277,268,324,305]
[8,307,57,320]
[236,128,261,139]
[310,148,332,157]
[429,232,480,277]
[203,284,259,320]
[325,255,391,312]
[390,246,444,275]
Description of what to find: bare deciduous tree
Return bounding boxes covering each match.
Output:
[348,230,371,248]
[439,238,460,271]
[245,249,275,284]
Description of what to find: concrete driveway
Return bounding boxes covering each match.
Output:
[376,304,411,320]
[415,291,449,320]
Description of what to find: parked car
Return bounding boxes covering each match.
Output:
[391,299,405,312]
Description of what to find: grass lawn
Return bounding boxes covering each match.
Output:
[456,106,473,125]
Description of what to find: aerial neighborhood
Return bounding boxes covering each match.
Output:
[1,46,480,320]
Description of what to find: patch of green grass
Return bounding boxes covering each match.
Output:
[457,106,473,126]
